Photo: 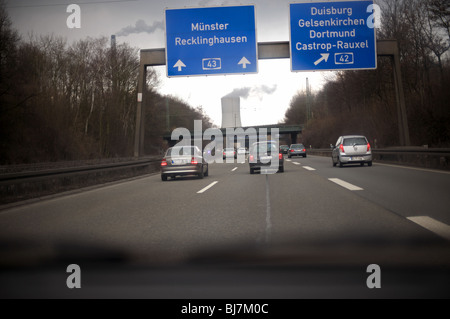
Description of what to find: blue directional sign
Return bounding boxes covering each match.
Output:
[290,1,377,71]
[165,5,258,77]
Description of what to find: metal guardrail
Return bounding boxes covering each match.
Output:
[307,148,450,170]
[0,157,160,186]
[307,147,450,154]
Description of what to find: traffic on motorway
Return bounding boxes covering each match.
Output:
[1,133,450,299]
[159,136,374,180]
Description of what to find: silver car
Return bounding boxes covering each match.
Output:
[288,143,307,158]
[249,141,284,174]
[331,135,372,167]
[161,146,209,181]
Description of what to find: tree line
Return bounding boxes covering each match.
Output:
[283,0,450,148]
[0,3,211,165]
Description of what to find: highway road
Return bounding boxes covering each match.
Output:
[1,155,449,298]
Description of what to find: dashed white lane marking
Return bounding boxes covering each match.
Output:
[303,166,316,171]
[328,178,363,191]
[197,181,218,194]
[292,162,301,165]
[231,167,238,172]
[407,216,450,241]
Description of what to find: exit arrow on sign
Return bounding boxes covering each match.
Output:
[314,53,330,66]
[173,60,186,71]
[238,57,251,69]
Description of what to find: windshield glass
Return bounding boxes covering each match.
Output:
[1,0,449,301]
[343,138,367,146]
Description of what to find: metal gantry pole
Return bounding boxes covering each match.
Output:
[134,40,410,157]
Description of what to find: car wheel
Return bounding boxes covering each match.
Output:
[332,159,337,167]
[250,167,254,174]
[204,166,209,177]
[279,166,284,173]
[368,161,373,167]
[304,155,307,158]
[338,158,344,167]
[161,174,167,181]
[198,167,204,179]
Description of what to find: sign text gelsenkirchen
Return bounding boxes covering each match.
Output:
[290,1,377,71]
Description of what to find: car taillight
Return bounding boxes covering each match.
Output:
[339,144,345,153]
[302,149,306,152]
[367,143,371,152]
[191,157,198,165]
[161,159,167,166]
[279,153,283,160]
[249,155,254,162]
[290,149,294,152]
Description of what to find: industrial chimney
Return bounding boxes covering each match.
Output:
[221,97,242,128]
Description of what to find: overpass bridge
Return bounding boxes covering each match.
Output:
[163,124,304,148]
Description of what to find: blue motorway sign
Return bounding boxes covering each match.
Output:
[290,1,377,71]
[165,5,258,77]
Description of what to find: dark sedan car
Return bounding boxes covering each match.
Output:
[161,146,209,181]
[279,145,289,154]
[249,141,284,174]
[288,143,307,158]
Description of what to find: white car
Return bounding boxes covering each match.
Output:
[237,147,247,156]
[223,148,236,159]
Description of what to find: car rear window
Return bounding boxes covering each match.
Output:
[252,143,278,153]
[167,146,198,156]
[343,138,367,146]
[291,144,304,148]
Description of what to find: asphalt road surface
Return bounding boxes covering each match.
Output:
[1,155,449,298]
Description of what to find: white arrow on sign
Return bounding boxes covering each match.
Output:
[238,57,251,69]
[314,53,330,66]
[173,60,186,71]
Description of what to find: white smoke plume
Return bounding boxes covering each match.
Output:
[116,19,164,37]
[223,84,278,100]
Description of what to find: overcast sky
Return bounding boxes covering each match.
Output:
[5,0,336,127]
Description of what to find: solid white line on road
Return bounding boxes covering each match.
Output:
[303,166,316,171]
[265,174,272,243]
[376,162,450,175]
[328,178,363,191]
[197,181,218,194]
[231,167,238,172]
[407,216,450,241]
